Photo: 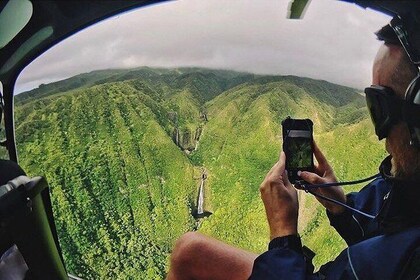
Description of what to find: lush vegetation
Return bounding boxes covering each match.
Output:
[14,67,386,278]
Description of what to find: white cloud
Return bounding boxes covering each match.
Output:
[15,0,391,93]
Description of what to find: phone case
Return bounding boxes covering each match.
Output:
[281,117,314,184]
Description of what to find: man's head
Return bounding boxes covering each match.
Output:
[372,25,420,178]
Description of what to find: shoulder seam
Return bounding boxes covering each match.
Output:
[351,214,365,237]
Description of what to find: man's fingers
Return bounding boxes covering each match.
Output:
[299,170,323,185]
[279,151,286,170]
[266,152,286,178]
[273,152,286,175]
[313,141,330,168]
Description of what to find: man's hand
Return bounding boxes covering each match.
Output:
[298,142,346,215]
[260,152,298,240]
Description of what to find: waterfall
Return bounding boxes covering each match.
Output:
[197,179,205,215]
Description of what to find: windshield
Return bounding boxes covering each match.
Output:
[0,81,6,160]
[13,0,390,279]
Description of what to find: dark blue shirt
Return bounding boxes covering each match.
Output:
[249,177,420,279]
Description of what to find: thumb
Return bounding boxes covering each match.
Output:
[298,171,324,185]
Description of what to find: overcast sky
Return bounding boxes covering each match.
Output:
[15,0,391,94]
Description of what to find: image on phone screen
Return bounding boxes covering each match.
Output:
[288,137,312,169]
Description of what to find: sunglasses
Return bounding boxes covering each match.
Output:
[364,85,403,140]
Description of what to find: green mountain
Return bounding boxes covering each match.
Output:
[13,67,386,279]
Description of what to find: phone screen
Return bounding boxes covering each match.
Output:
[286,130,312,169]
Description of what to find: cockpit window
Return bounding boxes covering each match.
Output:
[0,0,33,49]
[13,1,391,278]
[0,26,53,75]
[0,81,7,160]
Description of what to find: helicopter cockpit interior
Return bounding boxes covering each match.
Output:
[0,1,418,279]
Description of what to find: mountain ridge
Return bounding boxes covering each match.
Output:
[16,67,361,107]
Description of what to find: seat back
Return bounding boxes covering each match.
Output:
[0,160,68,280]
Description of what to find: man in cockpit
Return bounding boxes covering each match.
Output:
[167,14,420,280]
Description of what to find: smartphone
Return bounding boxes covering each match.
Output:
[281,117,314,184]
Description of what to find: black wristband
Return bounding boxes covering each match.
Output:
[268,234,303,254]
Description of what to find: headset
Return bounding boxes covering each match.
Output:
[365,15,420,148]
[403,73,420,147]
[389,15,420,147]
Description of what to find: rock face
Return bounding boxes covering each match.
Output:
[172,126,203,152]
[200,112,208,122]
[170,110,206,152]
[195,126,203,140]
[181,127,194,151]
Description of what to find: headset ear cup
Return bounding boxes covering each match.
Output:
[405,74,420,104]
[404,74,420,146]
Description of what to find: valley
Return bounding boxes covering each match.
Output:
[13,67,386,279]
